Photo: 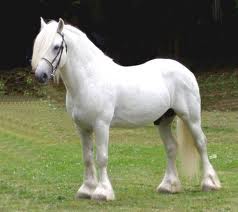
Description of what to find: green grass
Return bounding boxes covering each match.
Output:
[0,70,238,211]
[0,101,237,211]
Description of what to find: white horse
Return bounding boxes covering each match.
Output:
[32,18,221,201]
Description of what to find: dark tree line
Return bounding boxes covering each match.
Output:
[1,0,238,71]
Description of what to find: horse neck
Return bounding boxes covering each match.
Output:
[60,27,110,97]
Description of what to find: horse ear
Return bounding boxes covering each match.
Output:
[57,18,64,33]
[40,17,46,30]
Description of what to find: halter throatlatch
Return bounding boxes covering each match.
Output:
[42,32,67,78]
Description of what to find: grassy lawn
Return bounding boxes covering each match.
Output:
[0,70,238,211]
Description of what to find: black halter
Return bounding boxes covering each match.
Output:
[42,32,67,77]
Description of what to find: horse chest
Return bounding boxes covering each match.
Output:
[70,101,109,128]
[70,107,93,129]
[66,93,98,122]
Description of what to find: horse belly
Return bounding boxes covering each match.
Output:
[111,90,170,127]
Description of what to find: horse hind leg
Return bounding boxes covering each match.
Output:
[182,117,221,191]
[155,114,182,193]
[175,98,221,191]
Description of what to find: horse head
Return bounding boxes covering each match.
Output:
[32,18,67,84]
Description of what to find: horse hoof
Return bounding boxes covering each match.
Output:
[157,180,182,194]
[92,193,115,201]
[202,184,221,192]
[91,185,115,201]
[75,183,97,199]
[202,173,221,192]
[92,193,107,201]
[75,191,91,199]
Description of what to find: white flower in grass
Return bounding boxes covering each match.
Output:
[209,154,217,160]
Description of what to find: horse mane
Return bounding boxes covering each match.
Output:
[32,20,58,71]
[64,24,111,61]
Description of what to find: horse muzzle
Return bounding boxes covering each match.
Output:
[35,68,50,84]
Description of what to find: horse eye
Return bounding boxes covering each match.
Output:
[54,45,60,51]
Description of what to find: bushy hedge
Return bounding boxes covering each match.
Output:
[0,67,47,97]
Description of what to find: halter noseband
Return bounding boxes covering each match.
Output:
[42,32,67,77]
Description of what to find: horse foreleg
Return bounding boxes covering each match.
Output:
[156,116,182,193]
[76,127,98,199]
[92,121,115,201]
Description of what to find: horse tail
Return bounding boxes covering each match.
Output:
[176,117,200,179]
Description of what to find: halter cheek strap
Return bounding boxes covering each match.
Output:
[42,32,67,77]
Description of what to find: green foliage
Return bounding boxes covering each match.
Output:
[196,69,238,111]
[0,80,5,96]
[235,0,238,8]
[0,68,47,97]
[72,0,80,7]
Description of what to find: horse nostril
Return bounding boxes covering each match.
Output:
[42,73,48,81]
[35,71,49,83]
